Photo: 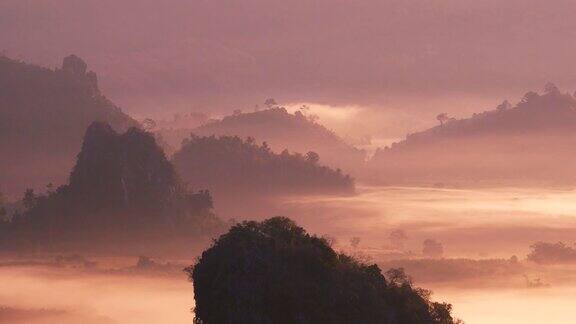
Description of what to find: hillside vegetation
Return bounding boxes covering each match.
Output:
[370,84,576,185]
[191,106,365,173]
[0,55,138,197]
[172,135,355,200]
[0,122,221,252]
[189,217,461,324]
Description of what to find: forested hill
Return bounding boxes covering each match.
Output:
[190,107,366,173]
[0,55,138,197]
[369,84,576,185]
[0,122,220,251]
[172,135,355,199]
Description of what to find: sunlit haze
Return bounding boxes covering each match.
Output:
[2,1,576,323]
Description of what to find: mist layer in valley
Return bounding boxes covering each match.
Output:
[4,10,576,320]
[369,85,576,187]
[3,186,576,323]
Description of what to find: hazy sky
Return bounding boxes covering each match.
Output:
[3,0,576,137]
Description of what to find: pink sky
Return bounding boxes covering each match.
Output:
[2,0,576,136]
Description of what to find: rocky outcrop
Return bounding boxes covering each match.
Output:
[69,122,180,211]
[0,55,137,196]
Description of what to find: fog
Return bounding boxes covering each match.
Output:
[3,1,576,322]
[4,264,576,324]
[4,0,576,139]
[4,186,576,323]
[276,186,576,258]
[439,286,576,324]
[279,186,576,323]
[0,264,193,324]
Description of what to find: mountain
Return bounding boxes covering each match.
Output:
[369,84,576,186]
[189,107,366,173]
[0,55,138,197]
[0,122,220,251]
[69,122,183,212]
[172,135,354,200]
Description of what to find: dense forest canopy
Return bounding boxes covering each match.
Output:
[0,122,221,251]
[0,55,138,197]
[172,134,355,199]
[190,106,366,173]
[369,85,576,185]
[188,216,460,324]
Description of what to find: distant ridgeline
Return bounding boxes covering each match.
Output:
[370,84,576,185]
[0,55,138,197]
[172,135,355,198]
[190,107,366,174]
[0,122,221,250]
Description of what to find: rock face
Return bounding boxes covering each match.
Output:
[61,55,100,95]
[69,122,181,212]
[0,55,138,197]
[369,86,576,185]
[62,54,88,75]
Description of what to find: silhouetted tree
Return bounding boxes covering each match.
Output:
[496,100,511,111]
[322,234,337,247]
[389,229,408,249]
[382,257,524,284]
[306,151,320,164]
[0,192,6,220]
[136,256,156,269]
[22,189,36,211]
[544,82,559,94]
[423,239,444,258]
[436,113,449,126]
[307,113,320,123]
[62,54,87,75]
[142,118,157,131]
[527,241,576,264]
[187,217,460,324]
[520,91,539,104]
[350,236,361,248]
[264,98,278,109]
[294,110,306,119]
[46,183,55,195]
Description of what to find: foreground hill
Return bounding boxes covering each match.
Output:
[172,135,354,207]
[190,107,366,173]
[370,84,576,185]
[0,122,221,252]
[190,216,460,324]
[0,55,138,197]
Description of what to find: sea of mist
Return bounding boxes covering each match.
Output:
[3,186,576,323]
